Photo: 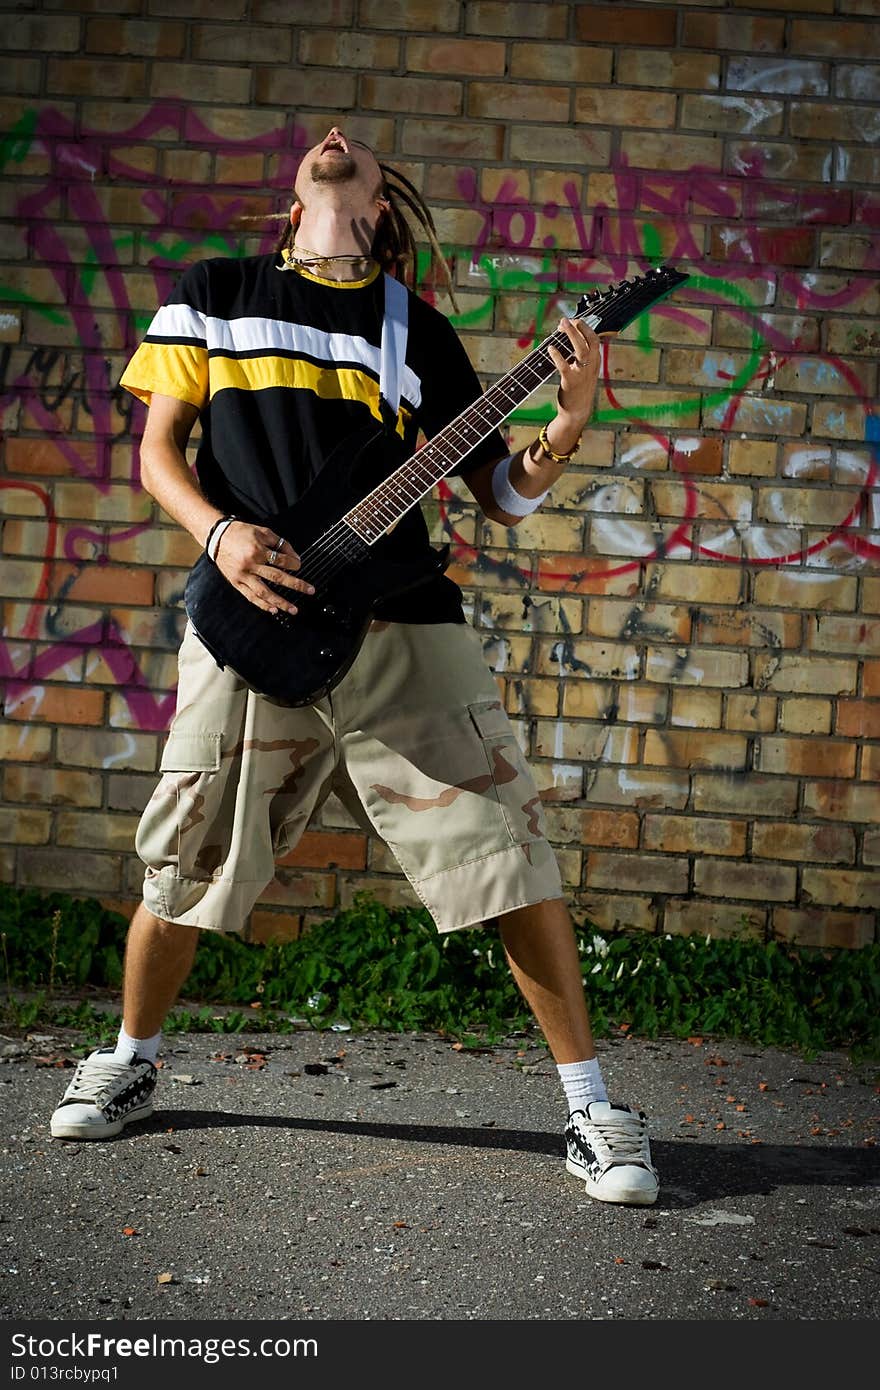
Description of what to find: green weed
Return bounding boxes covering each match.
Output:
[0,885,877,1058]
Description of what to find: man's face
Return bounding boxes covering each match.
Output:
[295,127,383,202]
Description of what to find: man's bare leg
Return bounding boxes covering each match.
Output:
[50,904,199,1139]
[498,896,659,1205]
[121,902,199,1039]
[497,896,594,1064]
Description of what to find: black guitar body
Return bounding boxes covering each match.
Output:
[183,426,450,707]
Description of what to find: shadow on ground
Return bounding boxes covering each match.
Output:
[130,1108,879,1209]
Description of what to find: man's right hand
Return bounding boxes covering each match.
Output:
[212,521,315,616]
[136,395,316,618]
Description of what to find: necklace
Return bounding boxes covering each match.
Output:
[279,245,375,272]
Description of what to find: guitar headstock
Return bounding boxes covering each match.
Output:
[575,265,690,335]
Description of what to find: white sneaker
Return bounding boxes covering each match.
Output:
[50,1047,157,1140]
[565,1100,659,1205]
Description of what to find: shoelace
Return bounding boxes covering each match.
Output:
[64,1056,142,1105]
[578,1114,650,1166]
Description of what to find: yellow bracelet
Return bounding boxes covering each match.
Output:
[537,422,580,464]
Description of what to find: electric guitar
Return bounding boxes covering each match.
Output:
[184,264,690,705]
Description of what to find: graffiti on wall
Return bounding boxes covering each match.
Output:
[1,104,878,738]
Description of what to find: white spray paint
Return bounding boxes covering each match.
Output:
[102,733,139,769]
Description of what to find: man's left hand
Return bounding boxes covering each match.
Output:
[546,317,601,444]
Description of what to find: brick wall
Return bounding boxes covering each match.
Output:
[1,0,878,949]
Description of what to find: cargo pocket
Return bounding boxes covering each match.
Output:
[136,731,224,881]
[159,730,222,774]
[468,698,512,743]
[467,699,535,845]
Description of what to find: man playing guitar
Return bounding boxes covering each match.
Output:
[50,126,659,1208]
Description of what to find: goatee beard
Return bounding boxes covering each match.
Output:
[310,154,357,183]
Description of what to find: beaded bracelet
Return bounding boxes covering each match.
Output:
[537,421,581,464]
[204,515,238,565]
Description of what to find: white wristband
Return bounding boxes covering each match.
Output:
[205,516,237,563]
[490,454,550,518]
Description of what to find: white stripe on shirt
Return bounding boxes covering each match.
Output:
[146,302,208,343]
[204,316,423,410]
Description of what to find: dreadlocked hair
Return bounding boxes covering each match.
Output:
[274,161,458,311]
[375,162,458,312]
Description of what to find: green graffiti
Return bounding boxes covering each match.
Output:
[593,271,765,425]
[637,224,666,352]
[3,229,251,342]
[525,253,563,352]
[140,233,247,261]
[0,109,37,173]
[436,249,558,334]
[76,231,246,300]
[0,289,67,327]
[0,111,67,319]
[502,270,770,426]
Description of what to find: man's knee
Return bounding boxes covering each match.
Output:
[128,902,200,951]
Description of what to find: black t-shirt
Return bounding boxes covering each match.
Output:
[120,254,507,622]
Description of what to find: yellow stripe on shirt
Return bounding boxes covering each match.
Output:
[119,341,209,409]
[209,354,410,436]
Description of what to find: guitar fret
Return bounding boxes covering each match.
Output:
[453,422,481,444]
[413,455,441,476]
[339,512,377,544]
[493,381,528,402]
[398,475,424,497]
[368,474,423,510]
[427,446,460,468]
[368,500,397,525]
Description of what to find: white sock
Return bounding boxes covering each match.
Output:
[557,1057,608,1115]
[113,1026,161,1065]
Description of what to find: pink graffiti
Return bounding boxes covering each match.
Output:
[2,104,313,727]
[457,153,879,306]
[3,105,878,733]
[437,335,879,587]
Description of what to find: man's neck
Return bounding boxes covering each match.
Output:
[292,205,378,282]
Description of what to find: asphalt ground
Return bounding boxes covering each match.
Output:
[1,1021,877,1324]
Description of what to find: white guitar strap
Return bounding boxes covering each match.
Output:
[379,272,409,426]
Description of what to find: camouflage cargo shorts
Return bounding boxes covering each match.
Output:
[135,619,563,934]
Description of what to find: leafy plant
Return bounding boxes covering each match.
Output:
[1,885,877,1059]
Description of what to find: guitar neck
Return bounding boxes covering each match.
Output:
[344,325,587,544]
[343,264,688,546]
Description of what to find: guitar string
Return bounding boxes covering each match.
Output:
[275,275,663,598]
[287,323,578,593]
[332,280,658,548]
[287,318,599,594]
[289,320,583,594]
[290,280,660,593]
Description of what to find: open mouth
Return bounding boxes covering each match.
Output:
[320,132,349,156]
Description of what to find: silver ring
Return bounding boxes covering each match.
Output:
[267,546,279,565]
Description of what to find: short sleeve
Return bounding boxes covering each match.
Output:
[119,262,210,410]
